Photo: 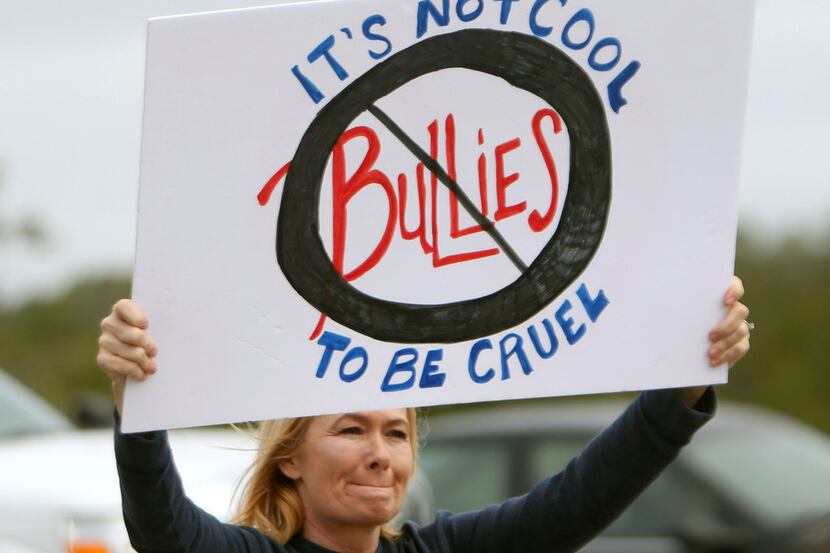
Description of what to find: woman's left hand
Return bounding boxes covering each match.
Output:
[707,275,751,368]
[679,276,751,407]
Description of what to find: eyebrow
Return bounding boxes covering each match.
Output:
[333,413,409,427]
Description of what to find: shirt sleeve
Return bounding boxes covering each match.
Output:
[415,387,716,553]
[113,414,279,553]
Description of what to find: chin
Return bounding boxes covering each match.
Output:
[354,502,401,526]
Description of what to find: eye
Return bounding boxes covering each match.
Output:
[339,426,362,435]
[387,429,409,441]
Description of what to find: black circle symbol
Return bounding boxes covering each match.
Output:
[277,29,611,344]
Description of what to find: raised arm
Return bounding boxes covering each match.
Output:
[417,276,751,553]
[97,300,278,553]
[416,388,715,553]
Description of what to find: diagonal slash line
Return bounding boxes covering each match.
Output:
[367,104,529,274]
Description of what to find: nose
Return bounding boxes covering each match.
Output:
[366,431,391,471]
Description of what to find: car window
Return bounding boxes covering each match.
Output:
[419,440,511,515]
[531,436,738,537]
[531,435,586,474]
[601,468,733,536]
[685,429,830,526]
[0,370,72,438]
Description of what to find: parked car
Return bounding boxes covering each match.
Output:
[0,369,72,440]
[418,396,830,553]
[0,369,256,553]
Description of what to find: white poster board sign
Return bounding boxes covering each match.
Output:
[123,0,755,432]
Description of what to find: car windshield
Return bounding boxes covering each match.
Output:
[685,426,830,526]
[418,438,513,514]
[0,370,72,438]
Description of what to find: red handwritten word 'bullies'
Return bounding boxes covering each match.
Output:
[260,107,565,283]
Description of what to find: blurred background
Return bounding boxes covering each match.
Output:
[1,1,828,552]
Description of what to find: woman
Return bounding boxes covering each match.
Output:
[98,278,751,553]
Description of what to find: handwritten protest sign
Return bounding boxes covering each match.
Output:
[123,0,755,432]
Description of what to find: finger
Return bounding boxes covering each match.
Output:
[98,334,157,372]
[113,299,149,329]
[708,320,750,360]
[96,350,149,382]
[100,315,156,352]
[709,302,750,341]
[724,276,745,306]
[723,337,751,368]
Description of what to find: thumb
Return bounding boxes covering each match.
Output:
[112,377,126,417]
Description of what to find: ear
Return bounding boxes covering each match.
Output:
[278,456,302,480]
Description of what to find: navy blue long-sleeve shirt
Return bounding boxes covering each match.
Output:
[114,388,715,553]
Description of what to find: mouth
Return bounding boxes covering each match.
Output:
[345,483,396,498]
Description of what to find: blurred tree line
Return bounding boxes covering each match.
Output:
[724,230,830,433]
[0,276,129,416]
[0,231,828,431]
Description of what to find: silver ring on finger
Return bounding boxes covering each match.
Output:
[743,320,755,332]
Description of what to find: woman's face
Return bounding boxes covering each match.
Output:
[280,409,414,533]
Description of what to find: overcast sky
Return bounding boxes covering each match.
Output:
[1,0,829,304]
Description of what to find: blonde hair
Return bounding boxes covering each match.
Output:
[233,408,419,544]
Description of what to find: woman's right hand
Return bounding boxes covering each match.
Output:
[97,299,158,415]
